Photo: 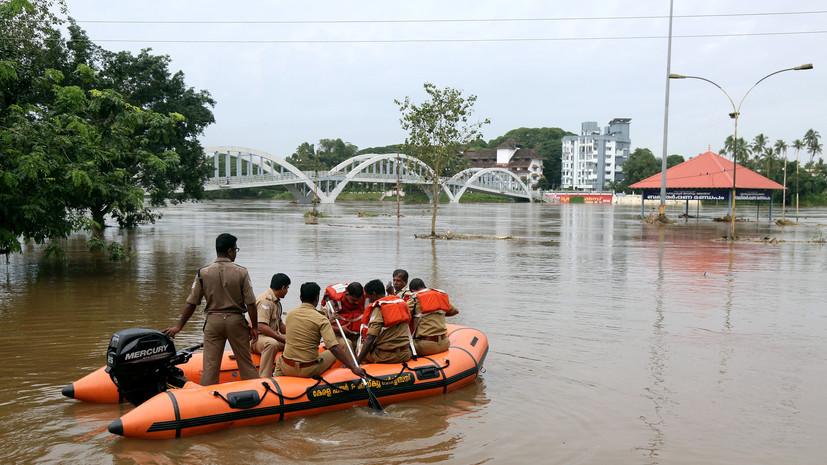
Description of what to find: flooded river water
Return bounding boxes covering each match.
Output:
[1,200,826,464]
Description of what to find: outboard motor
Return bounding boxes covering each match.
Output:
[106,328,188,406]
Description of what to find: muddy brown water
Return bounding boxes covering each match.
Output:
[1,200,826,464]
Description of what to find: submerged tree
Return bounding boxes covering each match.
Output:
[395,83,489,236]
[0,0,214,259]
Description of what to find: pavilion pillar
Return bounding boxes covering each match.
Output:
[640,194,645,218]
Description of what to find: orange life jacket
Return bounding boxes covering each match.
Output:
[411,288,451,315]
[360,296,411,340]
[322,283,366,332]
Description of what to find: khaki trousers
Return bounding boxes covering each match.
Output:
[202,312,258,386]
[251,335,285,378]
[335,334,358,354]
[365,345,412,364]
[413,337,450,356]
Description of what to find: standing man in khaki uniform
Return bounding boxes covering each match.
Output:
[274,282,366,379]
[163,233,259,386]
[357,279,413,364]
[407,278,459,356]
[252,273,290,377]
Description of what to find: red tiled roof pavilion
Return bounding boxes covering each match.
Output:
[629,151,784,190]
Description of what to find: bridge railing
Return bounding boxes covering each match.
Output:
[203,147,534,202]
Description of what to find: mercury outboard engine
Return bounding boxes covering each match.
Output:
[105,328,190,406]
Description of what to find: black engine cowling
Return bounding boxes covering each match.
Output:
[105,328,187,406]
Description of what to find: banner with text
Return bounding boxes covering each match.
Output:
[641,189,772,201]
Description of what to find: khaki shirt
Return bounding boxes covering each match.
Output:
[395,285,411,300]
[283,302,339,363]
[186,258,255,313]
[408,296,458,338]
[256,288,283,333]
[366,306,410,350]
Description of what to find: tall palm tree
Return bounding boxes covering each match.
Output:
[721,135,751,166]
[809,140,823,165]
[792,139,804,170]
[752,133,769,161]
[775,139,788,217]
[792,139,804,220]
[774,139,788,155]
[804,129,822,164]
[773,139,787,177]
[763,148,775,176]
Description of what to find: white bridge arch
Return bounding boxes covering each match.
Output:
[203,146,534,203]
[447,167,534,202]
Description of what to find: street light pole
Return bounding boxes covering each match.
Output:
[669,64,813,240]
[658,0,675,218]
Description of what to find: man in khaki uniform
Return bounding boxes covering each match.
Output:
[164,233,259,386]
[251,273,290,377]
[386,269,410,300]
[407,278,459,355]
[357,279,413,364]
[274,282,366,379]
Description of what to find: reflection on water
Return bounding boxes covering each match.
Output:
[1,200,826,464]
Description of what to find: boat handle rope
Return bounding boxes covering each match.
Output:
[212,359,452,409]
[359,359,450,384]
[212,378,325,408]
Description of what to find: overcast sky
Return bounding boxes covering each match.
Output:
[61,1,826,163]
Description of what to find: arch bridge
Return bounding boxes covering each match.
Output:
[203,146,535,203]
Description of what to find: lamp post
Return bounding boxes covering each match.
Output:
[669,64,812,240]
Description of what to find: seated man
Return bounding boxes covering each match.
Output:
[251,273,290,378]
[407,278,459,356]
[274,282,366,379]
[357,279,413,364]
[386,269,411,300]
[321,282,367,352]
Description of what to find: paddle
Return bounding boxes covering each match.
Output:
[325,301,385,413]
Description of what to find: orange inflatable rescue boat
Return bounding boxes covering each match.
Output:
[62,346,262,403]
[106,324,487,439]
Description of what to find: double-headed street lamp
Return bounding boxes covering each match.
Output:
[669,63,812,240]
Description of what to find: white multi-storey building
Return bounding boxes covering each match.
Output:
[561,118,631,191]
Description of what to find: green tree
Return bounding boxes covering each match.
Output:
[0,0,215,257]
[789,138,806,206]
[485,127,571,189]
[1,0,68,117]
[773,139,788,185]
[751,133,768,160]
[720,136,751,166]
[316,138,358,168]
[773,139,787,160]
[804,129,822,165]
[751,133,771,174]
[620,148,660,191]
[286,138,358,170]
[396,83,489,236]
[356,144,402,155]
[286,142,320,170]
[93,49,215,208]
[791,139,805,166]
[2,69,182,254]
[666,154,685,168]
